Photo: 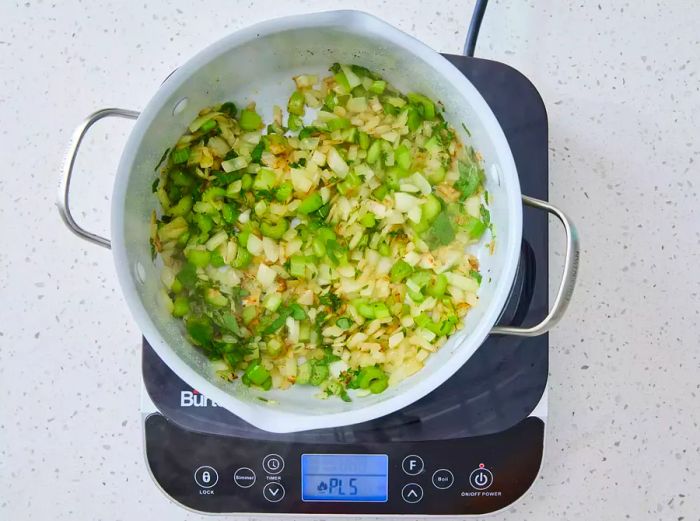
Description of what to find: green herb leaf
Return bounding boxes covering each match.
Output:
[454,161,481,201]
[319,292,342,311]
[154,147,170,171]
[250,142,264,164]
[423,211,455,249]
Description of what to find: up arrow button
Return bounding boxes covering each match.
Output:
[401,483,424,503]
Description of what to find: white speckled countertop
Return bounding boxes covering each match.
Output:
[1,1,699,519]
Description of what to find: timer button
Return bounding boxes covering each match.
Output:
[401,483,423,503]
[469,464,493,490]
[263,482,285,502]
[401,455,424,475]
[431,468,454,489]
[262,454,285,474]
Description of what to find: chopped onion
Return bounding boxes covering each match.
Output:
[394,192,420,212]
[256,263,277,288]
[388,331,404,348]
[327,147,349,177]
[407,206,422,224]
[286,316,300,343]
[411,173,432,195]
[291,168,314,193]
[262,237,280,263]
[346,97,368,113]
[311,150,326,166]
[445,272,479,292]
[246,234,263,255]
[221,156,248,173]
[205,231,228,251]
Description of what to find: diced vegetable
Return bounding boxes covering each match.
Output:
[287,91,306,116]
[239,109,263,131]
[244,362,270,386]
[298,192,324,214]
[151,62,489,399]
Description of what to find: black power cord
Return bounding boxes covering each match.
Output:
[463,0,489,57]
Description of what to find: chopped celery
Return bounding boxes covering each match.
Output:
[310,362,330,386]
[327,117,351,131]
[406,107,422,131]
[288,113,303,131]
[427,166,446,185]
[395,144,411,170]
[390,260,413,283]
[170,195,193,217]
[275,181,293,202]
[426,273,448,297]
[289,254,307,278]
[296,362,312,384]
[421,194,442,222]
[407,92,436,119]
[172,296,190,317]
[261,219,288,239]
[205,288,228,307]
[232,248,252,268]
[239,109,263,131]
[366,139,382,164]
[369,80,386,94]
[244,362,270,386]
[287,91,306,116]
[186,248,211,267]
[359,213,376,228]
[358,131,370,150]
[242,306,257,324]
[170,147,190,164]
[298,192,323,214]
[253,168,277,191]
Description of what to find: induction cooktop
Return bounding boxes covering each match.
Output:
[140,53,550,517]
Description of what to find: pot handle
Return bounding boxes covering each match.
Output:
[57,108,140,249]
[491,195,580,336]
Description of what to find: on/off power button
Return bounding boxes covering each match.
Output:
[469,464,493,490]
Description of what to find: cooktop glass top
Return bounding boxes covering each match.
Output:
[142,54,550,443]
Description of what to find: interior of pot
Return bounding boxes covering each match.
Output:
[112,11,521,430]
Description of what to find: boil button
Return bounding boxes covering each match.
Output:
[432,468,454,489]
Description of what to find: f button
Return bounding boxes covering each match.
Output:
[402,455,424,476]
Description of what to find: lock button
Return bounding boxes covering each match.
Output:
[194,465,219,488]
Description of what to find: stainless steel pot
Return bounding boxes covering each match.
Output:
[58,11,579,432]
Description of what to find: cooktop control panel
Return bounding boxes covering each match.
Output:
[144,414,543,515]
